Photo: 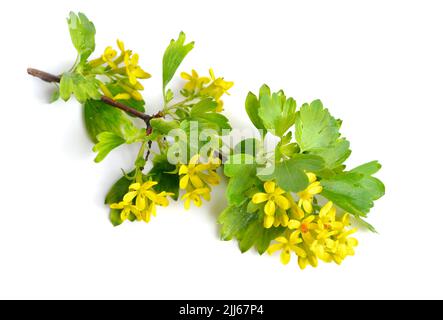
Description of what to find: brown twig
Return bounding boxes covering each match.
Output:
[27,67,158,127]
[27,68,61,83]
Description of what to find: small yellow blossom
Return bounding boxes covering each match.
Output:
[200,68,233,112]
[182,188,211,209]
[252,181,290,228]
[267,231,307,265]
[110,201,141,221]
[124,53,151,85]
[99,83,131,100]
[297,172,322,213]
[181,69,210,93]
[179,154,220,190]
[102,46,118,69]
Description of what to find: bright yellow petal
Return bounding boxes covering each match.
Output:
[190,174,205,188]
[306,172,317,183]
[303,200,313,213]
[288,219,301,229]
[263,215,274,228]
[267,243,284,255]
[264,200,276,216]
[275,236,288,244]
[179,175,189,189]
[280,250,291,265]
[298,257,308,270]
[275,195,290,210]
[129,183,140,191]
[123,191,138,203]
[135,195,146,210]
[264,181,276,194]
[179,165,188,175]
[252,193,268,204]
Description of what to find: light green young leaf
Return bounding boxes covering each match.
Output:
[149,118,180,136]
[59,72,100,103]
[190,98,217,116]
[162,32,194,90]
[294,100,351,171]
[321,162,385,221]
[245,91,266,135]
[93,132,126,163]
[224,154,258,205]
[258,86,297,137]
[67,12,96,62]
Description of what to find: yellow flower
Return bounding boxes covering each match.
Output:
[297,172,322,213]
[252,181,290,228]
[182,188,211,210]
[179,154,220,189]
[200,68,233,112]
[124,181,173,210]
[124,53,151,85]
[99,82,131,100]
[310,202,358,264]
[102,46,118,69]
[297,246,319,270]
[267,231,306,265]
[181,69,210,93]
[110,201,141,221]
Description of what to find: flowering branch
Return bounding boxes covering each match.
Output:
[27,67,154,125]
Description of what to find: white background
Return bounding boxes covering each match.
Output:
[0,0,442,299]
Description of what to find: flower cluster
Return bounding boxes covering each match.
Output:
[89,39,151,101]
[252,173,358,269]
[181,69,233,111]
[110,180,174,223]
[179,154,221,209]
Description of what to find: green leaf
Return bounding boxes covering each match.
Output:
[67,12,96,62]
[162,32,194,90]
[59,72,100,103]
[110,208,123,227]
[147,154,180,200]
[105,170,135,205]
[245,91,266,135]
[149,118,180,136]
[50,88,60,103]
[294,100,351,171]
[190,113,232,134]
[218,202,284,254]
[84,99,144,143]
[321,163,385,219]
[259,154,325,192]
[186,98,231,134]
[350,160,382,176]
[257,86,297,137]
[224,154,258,205]
[190,98,217,116]
[93,132,126,163]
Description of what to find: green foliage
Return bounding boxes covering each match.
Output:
[259,154,325,192]
[162,32,194,90]
[233,138,260,156]
[321,161,385,217]
[218,202,284,254]
[187,98,232,134]
[67,12,96,63]
[59,72,101,103]
[258,85,297,137]
[295,100,351,171]
[147,154,180,200]
[224,154,258,206]
[245,91,266,135]
[149,118,180,136]
[84,99,144,143]
[92,132,126,163]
